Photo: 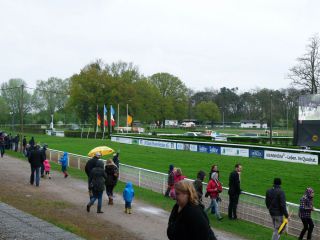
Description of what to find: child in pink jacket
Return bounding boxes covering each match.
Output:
[43,159,51,179]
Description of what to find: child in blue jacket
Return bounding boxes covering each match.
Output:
[59,152,69,178]
[123,182,134,214]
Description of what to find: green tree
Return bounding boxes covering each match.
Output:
[35,77,69,116]
[195,101,220,123]
[149,73,188,125]
[0,79,32,124]
[0,96,10,123]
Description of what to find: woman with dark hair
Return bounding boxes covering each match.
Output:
[167,180,217,240]
[105,159,119,205]
[193,170,206,204]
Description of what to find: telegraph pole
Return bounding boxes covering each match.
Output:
[20,85,24,152]
[270,93,273,145]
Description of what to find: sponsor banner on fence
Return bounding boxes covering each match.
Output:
[198,145,209,153]
[190,144,198,152]
[176,143,191,151]
[264,150,318,165]
[111,136,132,144]
[249,149,264,159]
[139,139,176,150]
[221,147,249,157]
[209,145,221,154]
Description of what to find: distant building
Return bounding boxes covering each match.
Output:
[240,120,267,129]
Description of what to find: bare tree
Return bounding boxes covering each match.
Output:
[288,34,320,94]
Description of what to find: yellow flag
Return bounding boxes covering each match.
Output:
[127,114,133,125]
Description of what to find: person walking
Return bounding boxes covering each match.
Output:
[14,134,19,152]
[298,187,314,240]
[206,172,223,220]
[193,170,206,205]
[40,144,47,178]
[43,159,51,179]
[208,164,219,180]
[104,159,119,205]
[265,178,289,240]
[112,152,120,168]
[29,136,35,148]
[22,136,27,155]
[123,182,134,214]
[86,160,107,213]
[85,152,101,198]
[228,163,242,220]
[59,152,69,178]
[28,145,44,187]
[0,134,5,158]
[165,164,175,197]
[167,180,217,240]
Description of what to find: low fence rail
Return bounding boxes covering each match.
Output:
[47,148,319,238]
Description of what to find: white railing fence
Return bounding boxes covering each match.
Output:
[48,148,319,238]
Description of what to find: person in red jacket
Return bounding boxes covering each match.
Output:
[206,172,223,220]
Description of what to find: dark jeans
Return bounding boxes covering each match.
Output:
[125,201,132,209]
[299,218,314,240]
[228,194,239,219]
[0,145,4,157]
[88,191,103,210]
[40,163,45,176]
[30,166,40,186]
[106,185,115,197]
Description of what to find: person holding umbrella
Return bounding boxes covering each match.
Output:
[86,160,107,213]
[265,178,289,240]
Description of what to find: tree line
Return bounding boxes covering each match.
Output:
[1,35,320,128]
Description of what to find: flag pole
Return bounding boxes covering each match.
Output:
[126,103,128,133]
[102,104,105,140]
[95,105,98,139]
[117,104,119,133]
[110,105,112,134]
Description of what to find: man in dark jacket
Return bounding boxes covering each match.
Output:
[0,134,5,157]
[22,136,27,153]
[112,152,120,168]
[29,136,35,147]
[85,152,102,198]
[86,160,107,213]
[14,134,19,152]
[265,178,289,240]
[28,145,45,187]
[40,144,48,177]
[228,163,242,220]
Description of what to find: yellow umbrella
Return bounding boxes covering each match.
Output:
[88,146,114,157]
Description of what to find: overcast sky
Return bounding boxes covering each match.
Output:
[0,0,319,92]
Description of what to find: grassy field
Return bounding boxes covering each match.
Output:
[17,133,320,207]
[6,150,297,240]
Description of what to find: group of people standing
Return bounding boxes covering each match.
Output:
[166,163,315,240]
[0,132,22,157]
[84,152,134,214]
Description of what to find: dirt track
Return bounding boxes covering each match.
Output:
[0,155,245,240]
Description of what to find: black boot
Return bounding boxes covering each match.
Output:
[86,204,91,212]
[97,207,104,213]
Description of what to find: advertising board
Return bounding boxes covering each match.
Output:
[264,150,318,165]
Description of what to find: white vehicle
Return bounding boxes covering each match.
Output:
[181,122,195,128]
[183,132,199,137]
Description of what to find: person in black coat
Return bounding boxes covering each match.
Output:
[85,152,102,198]
[265,178,289,240]
[28,145,45,187]
[104,159,119,205]
[112,152,120,168]
[0,134,5,157]
[22,136,27,154]
[167,180,217,240]
[228,163,242,220]
[29,136,35,147]
[86,160,107,213]
[14,134,19,152]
